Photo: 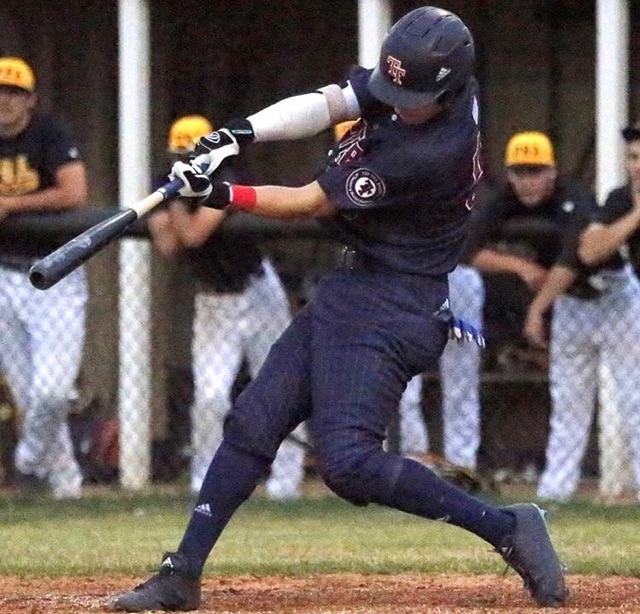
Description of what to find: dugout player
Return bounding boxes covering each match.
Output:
[574,122,640,503]
[469,130,640,503]
[148,115,302,499]
[0,57,88,499]
[114,8,566,611]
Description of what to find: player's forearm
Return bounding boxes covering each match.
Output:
[0,186,85,213]
[0,162,87,214]
[228,182,336,220]
[579,211,640,265]
[151,230,181,257]
[148,210,182,256]
[167,202,225,247]
[528,265,577,315]
[471,248,532,276]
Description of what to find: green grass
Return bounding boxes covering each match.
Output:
[0,486,638,577]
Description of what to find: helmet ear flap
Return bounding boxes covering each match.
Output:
[436,79,468,108]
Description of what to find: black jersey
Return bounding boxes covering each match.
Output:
[154,165,264,293]
[0,112,82,196]
[469,175,621,299]
[317,67,482,276]
[0,112,82,262]
[593,186,640,275]
[180,221,264,293]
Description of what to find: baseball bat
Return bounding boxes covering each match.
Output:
[29,158,210,290]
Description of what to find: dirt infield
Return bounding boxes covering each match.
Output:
[0,573,638,613]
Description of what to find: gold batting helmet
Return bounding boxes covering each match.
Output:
[505,131,555,167]
[0,57,35,92]
[168,115,213,153]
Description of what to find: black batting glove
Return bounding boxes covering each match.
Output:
[219,118,255,144]
[202,182,233,210]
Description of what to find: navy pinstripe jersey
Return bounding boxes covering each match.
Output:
[316,66,482,276]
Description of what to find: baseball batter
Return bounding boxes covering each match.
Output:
[0,57,88,499]
[149,115,298,498]
[115,8,566,611]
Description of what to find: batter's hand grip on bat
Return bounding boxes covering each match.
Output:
[28,176,186,290]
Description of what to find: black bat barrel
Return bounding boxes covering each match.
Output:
[29,208,138,290]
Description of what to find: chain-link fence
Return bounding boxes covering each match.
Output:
[0,226,637,504]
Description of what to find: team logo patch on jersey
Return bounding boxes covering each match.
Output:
[345,169,386,207]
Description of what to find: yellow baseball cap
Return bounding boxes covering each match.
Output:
[505,131,555,167]
[334,120,357,142]
[0,57,35,92]
[168,115,213,153]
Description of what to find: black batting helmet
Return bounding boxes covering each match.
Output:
[368,6,475,108]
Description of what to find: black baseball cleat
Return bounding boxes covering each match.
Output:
[113,552,201,612]
[497,503,568,607]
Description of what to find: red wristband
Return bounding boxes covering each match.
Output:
[228,185,257,211]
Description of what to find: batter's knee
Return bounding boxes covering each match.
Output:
[316,446,396,507]
[222,403,285,461]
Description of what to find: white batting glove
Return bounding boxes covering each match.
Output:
[170,160,212,201]
[193,128,240,175]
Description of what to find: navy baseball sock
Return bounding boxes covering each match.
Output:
[177,441,271,576]
[381,457,515,548]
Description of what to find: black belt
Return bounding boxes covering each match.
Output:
[339,246,394,274]
[339,246,449,283]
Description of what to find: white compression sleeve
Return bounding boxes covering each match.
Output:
[247,82,361,142]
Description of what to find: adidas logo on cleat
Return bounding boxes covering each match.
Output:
[194,503,212,517]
